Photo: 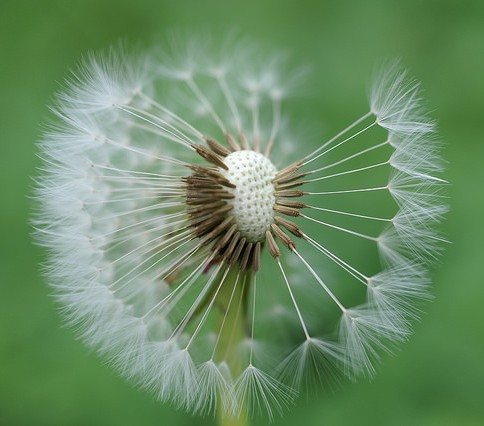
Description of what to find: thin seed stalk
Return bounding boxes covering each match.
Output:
[215,266,250,426]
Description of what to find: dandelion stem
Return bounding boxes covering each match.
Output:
[214,267,249,426]
[218,409,249,426]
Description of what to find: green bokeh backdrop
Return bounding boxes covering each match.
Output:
[1,1,483,425]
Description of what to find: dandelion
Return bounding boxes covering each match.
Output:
[34,40,446,422]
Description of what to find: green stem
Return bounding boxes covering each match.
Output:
[215,267,250,426]
[217,408,248,426]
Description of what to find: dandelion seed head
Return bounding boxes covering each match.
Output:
[33,38,446,419]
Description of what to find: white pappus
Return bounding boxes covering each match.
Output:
[33,39,446,420]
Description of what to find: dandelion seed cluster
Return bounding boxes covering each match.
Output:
[34,40,446,419]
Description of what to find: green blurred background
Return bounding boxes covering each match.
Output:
[1,0,483,425]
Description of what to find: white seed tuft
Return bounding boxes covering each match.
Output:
[33,39,446,419]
